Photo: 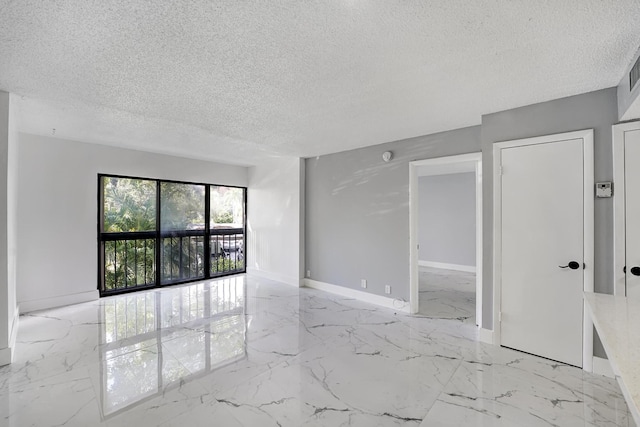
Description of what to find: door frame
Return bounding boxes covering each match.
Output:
[612,120,640,296]
[409,153,483,325]
[493,129,594,370]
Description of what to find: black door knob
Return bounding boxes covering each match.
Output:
[559,261,581,270]
[631,266,640,276]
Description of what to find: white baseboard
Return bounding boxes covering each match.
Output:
[592,356,615,379]
[19,290,99,313]
[419,260,476,273]
[303,279,411,313]
[246,267,301,288]
[478,327,494,344]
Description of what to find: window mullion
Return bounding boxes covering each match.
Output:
[205,186,211,279]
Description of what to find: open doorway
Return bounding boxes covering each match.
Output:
[409,153,482,328]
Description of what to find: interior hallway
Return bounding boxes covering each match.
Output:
[0,274,632,426]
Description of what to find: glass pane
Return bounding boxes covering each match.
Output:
[161,183,205,231]
[160,183,205,284]
[161,236,205,284]
[102,177,156,232]
[210,186,244,229]
[210,234,244,276]
[103,239,156,292]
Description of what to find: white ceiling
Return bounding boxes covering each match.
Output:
[1,1,640,165]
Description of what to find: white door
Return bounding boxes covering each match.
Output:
[498,135,592,367]
[623,128,640,296]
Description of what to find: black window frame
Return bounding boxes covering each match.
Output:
[98,173,247,296]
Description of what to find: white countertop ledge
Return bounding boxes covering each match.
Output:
[584,292,640,425]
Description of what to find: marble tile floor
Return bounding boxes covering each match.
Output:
[417,267,476,323]
[0,273,633,426]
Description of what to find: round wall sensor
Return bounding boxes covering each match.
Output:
[382,151,393,162]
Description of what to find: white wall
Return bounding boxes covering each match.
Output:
[17,133,248,312]
[7,94,18,355]
[0,91,18,365]
[419,173,476,268]
[0,92,8,358]
[247,157,304,286]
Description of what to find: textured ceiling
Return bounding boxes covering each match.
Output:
[1,1,640,165]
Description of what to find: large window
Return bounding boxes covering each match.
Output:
[99,175,246,295]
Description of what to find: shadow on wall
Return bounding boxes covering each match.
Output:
[310,158,410,218]
[305,125,482,300]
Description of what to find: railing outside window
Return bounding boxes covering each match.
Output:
[102,234,156,292]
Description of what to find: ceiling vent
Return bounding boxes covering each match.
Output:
[630,55,640,91]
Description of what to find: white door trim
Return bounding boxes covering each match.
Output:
[612,121,640,296]
[493,129,594,370]
[409,153,483,326]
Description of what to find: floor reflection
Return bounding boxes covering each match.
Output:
[98,276,246,418]
[1,274,631,426]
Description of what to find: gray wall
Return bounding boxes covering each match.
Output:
[481,87,618,329]
[617,46,640,120]
[306,87,616,358]
[419,173,476,267]
[305,126,481,301]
